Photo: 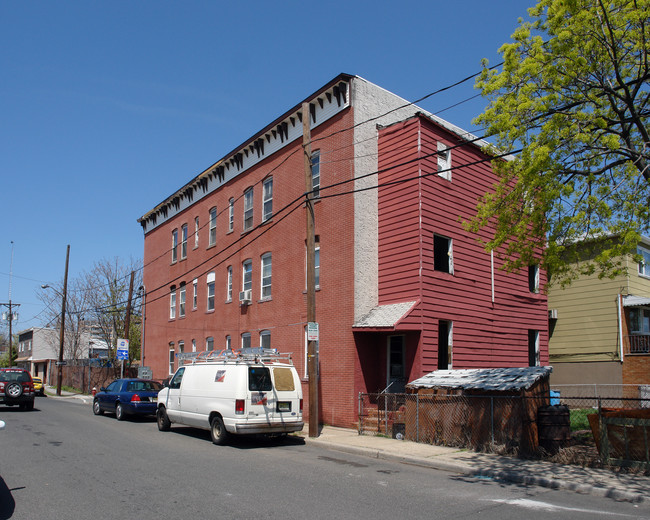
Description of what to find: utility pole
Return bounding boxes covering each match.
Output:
[56,245,70,396]
[1,241,19,366]
[303,102,319,438]
[123,270,135,378]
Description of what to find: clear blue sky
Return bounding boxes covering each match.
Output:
[1,0,530,330]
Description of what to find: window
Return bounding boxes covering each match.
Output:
[438,321,452,369]
[261,253,272,299]
[242,259,252,293]
[638,246,650,277]
[206,337,214,351]
[263,177,273,221]
[181,224,188,259]
[528,265,540,293]
[306,239,320,289]
[241,332,251,349]
[528,330,540,367]
[169,287,176,319]
[311,150,320,197]
[192,339,196,352]
[225,335,231,351]
[226,266,233,302]
[243,188,254,230]
[169,366,184,387]
[171,229,178,263]
[260,330,271,349]
[209,207,217,247]
[169,345,175,375]
[179,283,186,317]
[178,341,184,356]
[207,273,215,311]
[437,141,451,181]
[192,279,198,310]
[194,217,200,248]
[228,198,234,232]
[433,234,453,274]
[629,308,650,333]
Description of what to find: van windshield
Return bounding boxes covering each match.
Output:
[248,367,272,391]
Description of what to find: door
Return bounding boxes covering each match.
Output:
[99,380,121,412]
[247,366,275,422]
[386,336,406,393]
[164,367,185,422]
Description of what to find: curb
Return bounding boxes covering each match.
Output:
[305,438,646,504]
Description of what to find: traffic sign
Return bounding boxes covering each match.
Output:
[307,322,319,341]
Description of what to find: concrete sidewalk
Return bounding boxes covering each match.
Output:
[299,426,650,504]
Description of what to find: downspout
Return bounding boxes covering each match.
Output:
[490,250,495,304]
[617,294,624,363]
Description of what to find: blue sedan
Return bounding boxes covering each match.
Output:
[93,379,163,420]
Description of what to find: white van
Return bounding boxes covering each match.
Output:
[156,348,303,444]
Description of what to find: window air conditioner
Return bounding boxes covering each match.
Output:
[239,290,252,304]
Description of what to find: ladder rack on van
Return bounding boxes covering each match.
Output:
[177,348,293,365]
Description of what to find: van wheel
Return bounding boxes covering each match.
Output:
[210,416,228,445]
[157,407,171,431]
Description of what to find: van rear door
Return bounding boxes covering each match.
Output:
[247,366,276,422]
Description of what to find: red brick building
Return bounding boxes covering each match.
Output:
[138,74,548,428]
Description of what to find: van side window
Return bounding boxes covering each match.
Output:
[248,367,272,391]
[169,367,185,389]
[272,367,295,391]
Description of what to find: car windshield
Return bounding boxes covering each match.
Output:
[126,381,163,392]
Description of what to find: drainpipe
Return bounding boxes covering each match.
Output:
[617,294,624,363]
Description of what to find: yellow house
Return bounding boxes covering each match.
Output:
[548,236,650,396]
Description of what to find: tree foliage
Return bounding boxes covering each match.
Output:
[469,0,650,287]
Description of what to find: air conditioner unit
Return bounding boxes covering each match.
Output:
[239,290,252,304]
[548,309,558,320]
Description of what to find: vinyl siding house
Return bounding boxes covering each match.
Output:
[548,236,650,395]
[138,74,549,428]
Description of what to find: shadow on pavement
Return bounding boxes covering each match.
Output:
[0,476,16,520]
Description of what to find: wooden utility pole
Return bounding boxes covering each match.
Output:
[303,102,319,438]
[56,245,70,396]
[124,271,135,344]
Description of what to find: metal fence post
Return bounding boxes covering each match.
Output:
[416,393,420,443]
[491,396,494,445]
[358,393,362,435]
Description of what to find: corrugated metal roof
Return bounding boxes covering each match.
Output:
[407,366,552,392]
[353,301,417,328]
[623,295,650,307]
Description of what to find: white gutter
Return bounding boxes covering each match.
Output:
[617,294,624,363]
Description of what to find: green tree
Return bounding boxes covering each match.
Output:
[469,0,650,287]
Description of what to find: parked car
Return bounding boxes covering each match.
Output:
[93,378,163,420]
[157,348,303,445]
[0,367,35,410]
[32,377,44,396]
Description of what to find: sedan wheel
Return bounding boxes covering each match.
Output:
[115,402,125,421]
[93,399,104,415]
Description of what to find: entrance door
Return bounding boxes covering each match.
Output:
[386,336,406,393]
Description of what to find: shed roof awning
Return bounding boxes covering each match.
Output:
[352,301,418,331]
[623,295,650,307]
[407,366,552,392]
[14,356,31,363]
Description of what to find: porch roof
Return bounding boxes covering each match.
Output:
[407,366,552,392]
[623,295,650,307]
[352,301,418,330]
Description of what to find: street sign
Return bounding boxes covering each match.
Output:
[307,322,319,341]
[117,338,129,361]
[55,361,67,366]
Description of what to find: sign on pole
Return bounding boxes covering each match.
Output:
[307,322,319,342]
[117,338,129,361]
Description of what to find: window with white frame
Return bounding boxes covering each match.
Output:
[261,253,272,299]
[225,335,231,351]
[181,224,188,259]
[192,279,198,310]
[528,330,540,367]
[226,266,233,302]
[206,336,214,351]
[437,141,451,181]
[178,341,184,356]
[241,332,251,349]
[209,207,217,246]
[192,339,196,352]
[169,287,176,319]
[243,188,254,231]
[171,229,178,263]
[228,198,234,232]
[638,246,650,277]
[242,260,252,293]
[260,330,271,349]
[194,217,199,248]
[311,150,320,197]
[262,177,273,221]
[528,264,540,293]
[207,273,215,311]
[179,283,186,317]
[433,234,453,274]
[315,244,320,288]
[169,345,175,375]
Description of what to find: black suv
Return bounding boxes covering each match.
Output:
[0,367,35,410]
